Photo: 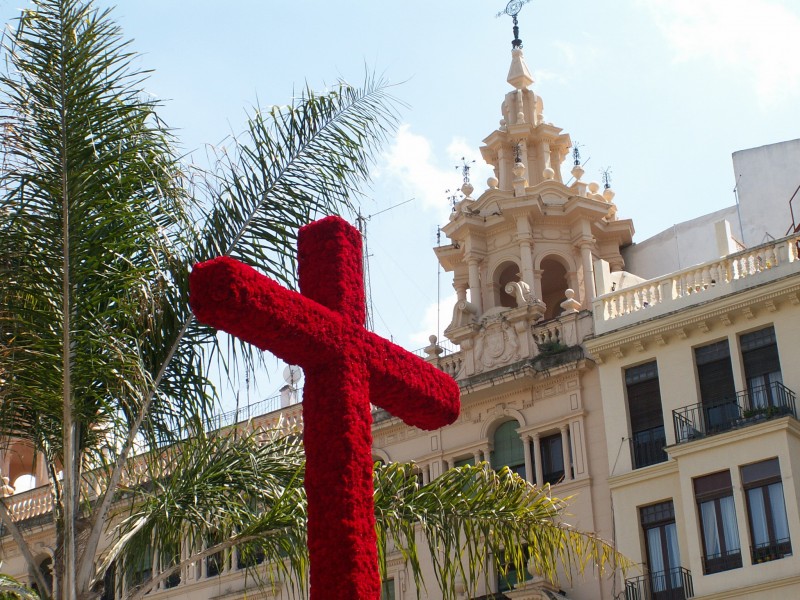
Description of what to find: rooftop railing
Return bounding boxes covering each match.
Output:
[594,233,800,334]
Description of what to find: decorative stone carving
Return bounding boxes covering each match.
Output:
[505,280,532,304]
[447,299,478,330]
[559,288,581,314]
[474,319,521,371]
[424,335,444,358]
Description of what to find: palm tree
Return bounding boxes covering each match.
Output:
[106,428,624,600]
[0,2,627,600]
[0,0,397,598]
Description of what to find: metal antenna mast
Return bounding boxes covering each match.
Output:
[356,198,415,332]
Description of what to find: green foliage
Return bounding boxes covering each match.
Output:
[374,462,628,600]
[0,0,398,598]
[107,435,627,600]
[0,572,39,600]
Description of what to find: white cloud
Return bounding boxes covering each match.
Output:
[407,293,459,350]
[643,0,800,106]
[378,125,494,224]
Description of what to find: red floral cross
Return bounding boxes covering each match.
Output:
[189,216,460,599]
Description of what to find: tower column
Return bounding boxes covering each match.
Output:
[523,434,534,484]
[498,145,509,190]
[541,138,554,180]
[533,269,544,302]
[532,433,543,487]
[467,257,482,314]
[455,281,468,302]
[560,424,572,482]
[516,217,535,290]
[579,240,596,303]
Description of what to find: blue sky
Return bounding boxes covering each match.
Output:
[3,0,799,405]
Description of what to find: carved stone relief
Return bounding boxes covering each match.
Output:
[473,318,521,371]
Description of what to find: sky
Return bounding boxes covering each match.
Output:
[2,0,799,408]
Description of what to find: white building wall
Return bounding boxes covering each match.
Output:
[733,138,800,246]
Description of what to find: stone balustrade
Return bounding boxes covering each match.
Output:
[4,484,53,522]
[593,234,800,334]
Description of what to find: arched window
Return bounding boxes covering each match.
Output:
[492,421,525,478]
[13,474,36,493]
[540,257,569,320]
[494,262,521,309]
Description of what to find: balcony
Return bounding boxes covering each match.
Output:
[701,549,742,574]
[751,537,792,564]
[631,426,668,469]
[594,233,800,335]
[673,382,797,444]
[625,567,694,600]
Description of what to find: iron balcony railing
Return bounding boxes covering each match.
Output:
[630,426,668,469]
[701,549,742,574]
[625,567,694,600]
[751,537,792,564]
[673,382,796,444]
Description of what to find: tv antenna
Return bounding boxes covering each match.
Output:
[355,198,415,331]
[496,0,534,49]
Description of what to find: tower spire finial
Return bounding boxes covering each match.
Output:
[497,0,533,49]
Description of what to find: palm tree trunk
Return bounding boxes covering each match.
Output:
[59,2,77,594]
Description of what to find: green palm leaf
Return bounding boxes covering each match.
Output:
[0,1,399,598]
[107,441,627,600]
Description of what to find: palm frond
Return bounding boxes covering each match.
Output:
[374,462,630,600]
[197,74,402,286]
[106,432,628,600]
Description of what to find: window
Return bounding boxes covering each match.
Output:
[99,565,116,600]
[492,420,525,479]
[159,541,181,588]
[640,501,685,599]
[205,532,224,578]
[126,547,153,589]
[540,433,564,485]
[497,547,533,593]
[381,578,395,600]
[453,456,475,468]
[626,362,667,468]
[695,341,738,433]
[741,458,791,563]
[694,471,741,574]
[741,327,783,410]
[237,543,266,569]
[495,262,521,309]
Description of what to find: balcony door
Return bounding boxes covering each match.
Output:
[641,502,685,600]
[626,362,667,468]
[695,341,737,433]
[741,327,783,410]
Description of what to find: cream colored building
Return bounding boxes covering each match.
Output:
[3,27,800,600]
[585,217,800,599]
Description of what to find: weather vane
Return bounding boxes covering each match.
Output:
[496,0,533,49]
[456,157,476,185]
[601,167,613,189]
[573,142,583,167]
[446,188,461,212]
[514,141,523,163]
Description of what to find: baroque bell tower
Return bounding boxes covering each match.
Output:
[434,11,634,378]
